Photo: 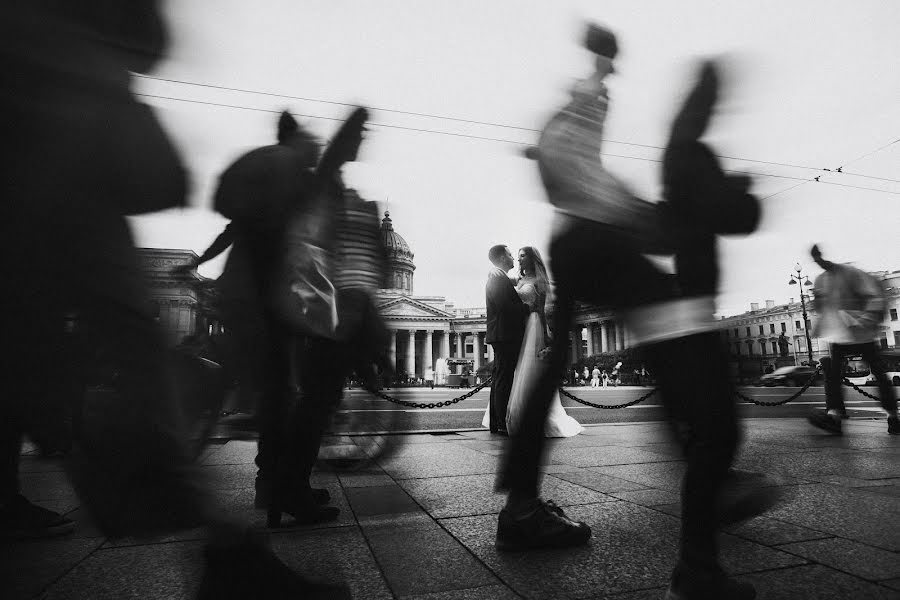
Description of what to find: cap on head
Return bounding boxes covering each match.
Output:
[584,23,618,59]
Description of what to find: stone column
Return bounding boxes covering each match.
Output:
[441,330,450,360]
[586,322,595,356]
[388,329,397,372]
[405,330,415,378]
[600,321,609,353]
[424,329,434,374]
[617,321,626,351]
[473,332,482,371]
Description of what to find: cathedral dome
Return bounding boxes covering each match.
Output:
[380,211,412,256]
[380,211,415,295]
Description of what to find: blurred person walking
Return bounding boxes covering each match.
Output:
[0,3,348,597]
[485,245,530,434]
[806,244,899,435]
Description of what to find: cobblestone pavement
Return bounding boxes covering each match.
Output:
[5,418,900,599]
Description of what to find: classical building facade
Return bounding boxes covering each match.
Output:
[717,269,900,367]
[136,213,633,378]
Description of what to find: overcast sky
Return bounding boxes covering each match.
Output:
[131,0,900,316]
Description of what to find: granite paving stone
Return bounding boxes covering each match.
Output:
[345,484,422,517]
[609,488,680,506]
[737,564,900,600]
[338,472,397,488]
[360,513,499,597]
[717,532,809,574]
[776,537,900,581]
[272,526,393,600]
[547,445,683,468]
[399,473,613,519]
[199,440,258,465]
[440,502,680,599]
[399,584,520,599]
[590,461,687,492]
[551,470,649,493]
[1,538,104,600]
[41,541,203,600]
[724,516,834,546]
[379,452,499,480]
[765,483,900,550]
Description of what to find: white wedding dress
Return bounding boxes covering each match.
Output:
[482,280,583,438]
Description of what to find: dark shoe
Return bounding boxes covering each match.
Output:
[255,482,330,509]
[888,415,900,435]
[496,499,591,551]
[0,494,75,539]
[199,531,351,599]
[718,469,785,526]
[664,563,755,600]
[266,498,340,528]
[807,411,842,435]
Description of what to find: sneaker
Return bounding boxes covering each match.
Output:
[0,494,75,539]
[718,469,785,526]
[807,411,842,435]
[888,415,900,435]
[664,563,756,600]
[496,499,591,551]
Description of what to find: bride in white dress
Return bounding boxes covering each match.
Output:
[482,247,583,437]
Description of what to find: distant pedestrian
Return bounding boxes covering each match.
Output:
[591,366,601,387]
[806,244,898,435]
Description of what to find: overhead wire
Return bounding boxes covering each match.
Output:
[136,89,899,197]
[137,73,895,180]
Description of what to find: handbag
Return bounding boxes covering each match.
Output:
[268,190,339,338]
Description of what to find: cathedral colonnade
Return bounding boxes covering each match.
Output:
[568,318,629,365]
[382,327,493,379]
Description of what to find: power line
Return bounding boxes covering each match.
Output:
[138,73,891,178]
[137,92,900,196]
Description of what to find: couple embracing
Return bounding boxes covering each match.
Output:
[482,245,583,438]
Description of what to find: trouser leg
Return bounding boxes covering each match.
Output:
[825,344,847,413]
[651,333,739,569]
[860,343,898,414]
[491,342,521,431]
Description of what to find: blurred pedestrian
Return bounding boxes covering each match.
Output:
[806,244,899,435]
[0,3,348,597]
[591,365,601,387]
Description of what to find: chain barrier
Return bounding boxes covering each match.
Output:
[841,377,882,401]
[734,364,822,406]
[559,385,658,409]
[362,363,875,410]
[363,378,492,409]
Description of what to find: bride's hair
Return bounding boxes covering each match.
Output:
[518,246,549,295]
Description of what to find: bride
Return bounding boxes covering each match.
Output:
[482,246,583,437]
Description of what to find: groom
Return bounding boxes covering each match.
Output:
[485,245,528,434]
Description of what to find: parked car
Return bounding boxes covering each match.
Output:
[757,365,821,387]
[854,370,900,387]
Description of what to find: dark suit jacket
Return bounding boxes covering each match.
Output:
[485,268,528,344]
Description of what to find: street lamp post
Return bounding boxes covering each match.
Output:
[789,263,815,365]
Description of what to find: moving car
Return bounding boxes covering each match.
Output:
[757,365,821,387]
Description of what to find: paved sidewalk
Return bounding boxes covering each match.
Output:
[4,418,900,599]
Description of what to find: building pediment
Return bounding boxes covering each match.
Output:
[378,296,454,319]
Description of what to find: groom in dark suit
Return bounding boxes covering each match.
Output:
[485,245,529,434]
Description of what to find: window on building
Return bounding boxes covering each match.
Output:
[795,320,802,330]
[734,328,739,338]
[770,324,776,333]
[760,344,767,356]
[781,322,787,332]
[466,344,473,354]
[771,341,779,354]
[758,325,765,335]
[746,326,751,337]
[880,336,888,349]
[746,340,754,355]
[894,331,900,347]
[891,308,898,321]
